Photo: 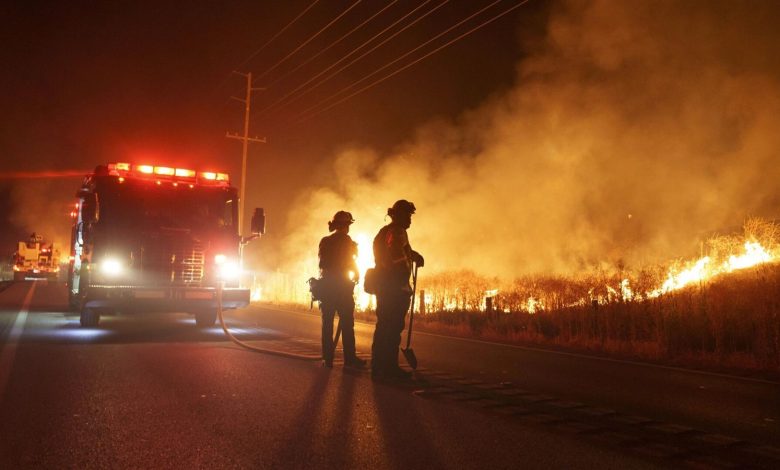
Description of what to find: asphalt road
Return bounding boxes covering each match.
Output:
[0,281,777,469]
[252,304,780,447]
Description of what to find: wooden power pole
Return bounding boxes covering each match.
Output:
[226,71,266,242]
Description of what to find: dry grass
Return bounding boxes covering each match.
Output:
[412,263,780,373]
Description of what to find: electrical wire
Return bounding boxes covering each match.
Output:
[254,0,364,83]
[216,0,320,95]
[294,0,502,119]
[257,0,444,115]
[294,0,532,124]
[235,0,321,73]
[265,1,399,90]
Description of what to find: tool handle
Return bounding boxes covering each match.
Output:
[406,263,418,349]
[332,317,342,356]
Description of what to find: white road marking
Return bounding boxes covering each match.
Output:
[257,303,780,386]
[0,283,37,402]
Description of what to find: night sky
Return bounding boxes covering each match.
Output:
[1,1,543,254]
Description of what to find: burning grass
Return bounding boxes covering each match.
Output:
[414,263,780,372]
[409,219,780,372]
[261,218,780,373]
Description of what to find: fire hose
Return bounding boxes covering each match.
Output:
[216,282,320,361]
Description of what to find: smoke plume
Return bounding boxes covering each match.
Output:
[281,0,780,279]
[9,179,76,252]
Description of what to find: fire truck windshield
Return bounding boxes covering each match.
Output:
[98,181,236,233]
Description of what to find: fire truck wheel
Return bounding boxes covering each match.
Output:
[194,309,217,327]
[80,308,101,327]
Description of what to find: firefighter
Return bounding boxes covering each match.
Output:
[371,199,424,380]
[318,211,366,368]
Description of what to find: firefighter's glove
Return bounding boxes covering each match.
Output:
[412,251,424,268]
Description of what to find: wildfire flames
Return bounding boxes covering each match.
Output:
[257,219,779,316]
[647,241,773,298]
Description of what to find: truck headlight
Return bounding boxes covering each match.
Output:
[214,254,240,280]
[100,258,123,277]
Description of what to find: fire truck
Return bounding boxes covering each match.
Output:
[68,162,264,327]
[13,233,61,281]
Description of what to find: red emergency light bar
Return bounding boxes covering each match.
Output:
[106,162,230,187]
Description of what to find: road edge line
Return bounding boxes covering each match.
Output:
[0,283,37,402]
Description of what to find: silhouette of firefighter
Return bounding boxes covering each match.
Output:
[371,200,424,380]
[318,211,367,368]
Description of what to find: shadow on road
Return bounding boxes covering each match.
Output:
[268,369,333,467]
[372,377,443,468]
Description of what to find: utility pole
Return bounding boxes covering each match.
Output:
[226,71,266,244]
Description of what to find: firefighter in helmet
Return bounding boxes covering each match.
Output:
[318,210,366,368]
[371,199,424,380]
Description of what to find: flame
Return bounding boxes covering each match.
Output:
[649,240,774,298]
[725,241,771,270]
[257,220,778,315]
[649,257,711,297]
[525,297,543,314]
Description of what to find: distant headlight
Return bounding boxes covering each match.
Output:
[100,258,123,276]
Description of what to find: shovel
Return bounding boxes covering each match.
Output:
[402,263,419,369]
[332,318,342,356]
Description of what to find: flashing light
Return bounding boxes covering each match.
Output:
[214,254,227,265]
[100,258,123,277]
[105,162,230,187]
[175,168,196,178]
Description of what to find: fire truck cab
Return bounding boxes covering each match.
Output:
[68,162,264,327]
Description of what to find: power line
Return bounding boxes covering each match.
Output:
[265,1,399,90]
[236,0,321,72]
[217,0,320,94]
[256,0,444,115]
[254,1,364,83]
[294,0,532,124]
[294,0,503,120]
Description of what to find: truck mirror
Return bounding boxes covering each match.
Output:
[251,208,265,235]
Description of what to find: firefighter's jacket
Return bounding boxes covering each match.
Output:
[373,223,414,293]
[318,232,359,284]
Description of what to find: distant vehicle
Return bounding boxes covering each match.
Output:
[13,233,61,281]
[67,162,264,327]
